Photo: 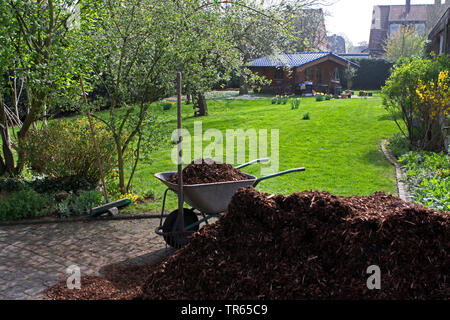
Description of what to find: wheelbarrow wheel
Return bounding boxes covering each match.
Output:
[162,208,199,249]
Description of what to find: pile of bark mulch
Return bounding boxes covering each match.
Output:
[140,188,449,300]
[167,158,249,185]
[44,263,155,300]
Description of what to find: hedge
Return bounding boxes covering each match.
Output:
[340,58,393,90]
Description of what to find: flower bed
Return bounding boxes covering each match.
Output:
[398,151,450,211]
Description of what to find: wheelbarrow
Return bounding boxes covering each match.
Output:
[154,158,305,248]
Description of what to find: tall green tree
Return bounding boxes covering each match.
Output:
[0,0,84,175]
[383,26,427,63]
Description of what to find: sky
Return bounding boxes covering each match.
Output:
[324,0,439,45]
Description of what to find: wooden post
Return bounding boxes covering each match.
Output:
[177,72,184,234]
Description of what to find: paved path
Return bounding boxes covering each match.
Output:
[0,218,174,300]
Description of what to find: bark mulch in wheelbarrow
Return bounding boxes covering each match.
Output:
[167,158,249,185]
[44,188,449,300]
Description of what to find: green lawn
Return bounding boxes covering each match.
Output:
[122,96,400,214]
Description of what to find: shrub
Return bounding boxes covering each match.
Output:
[382,55,450,152]
[158,101,173,111]
[341,58,393,90]
[302,112,310,120]
[325,95,331,101]
[22,117,117,185]
[56,190,104,217]
[389,132,413,158]
[0,187,53,221]
[315,94,324,102]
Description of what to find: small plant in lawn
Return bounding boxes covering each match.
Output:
[315,94,325,102]
[290,98,300,109]
[325,95,331,101]
[302,112,310,120]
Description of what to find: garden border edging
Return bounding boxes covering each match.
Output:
[380,139,413,202]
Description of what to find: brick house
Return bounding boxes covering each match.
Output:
[248,52,359,94]
[368,0,450,57]
[428,6,450,54]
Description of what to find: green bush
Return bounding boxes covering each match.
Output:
[22,117,116,184]
[0,176,96,195]
[382,54,450,152]
[398,151,449,211]
[56,190,104,217]
[315,95,324,102]
[302,112,310,120]
[0,187,53,221]
[341,58,393,90]
[325,95,331,101]
[158,101,173,111]
[389,132,413,158]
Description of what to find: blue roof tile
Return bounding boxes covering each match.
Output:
[250,52,359,68]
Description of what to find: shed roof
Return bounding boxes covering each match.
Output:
[249,52,359,69]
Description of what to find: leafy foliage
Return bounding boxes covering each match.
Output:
[342,59,393,90]
[383,26,427,63]
[388,132,413,158]
[0,187,53,221]
[290,98,300,109]
[56,190,104,218]
[0,176,95,194]
[22,117,117,184]
[382,55,450,151]
[398,151,449,211]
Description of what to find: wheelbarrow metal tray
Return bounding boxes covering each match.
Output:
[154,172,257,214]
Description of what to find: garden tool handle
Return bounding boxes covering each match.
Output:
[235,158,270,169]
[253,167,306,187]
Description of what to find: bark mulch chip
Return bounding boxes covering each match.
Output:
[45,188,449,300]
[167,158,249,185]
[44,263,155,300]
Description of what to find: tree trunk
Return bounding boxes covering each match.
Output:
[115,137,126,194]
[0,95,15,175]
[239,74,248,95]
[194,92,208,117]
[16,89,46,173]
[186,94,191,104]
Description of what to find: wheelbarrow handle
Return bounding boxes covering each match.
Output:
[253,167,306,187]
[235,158,270,169]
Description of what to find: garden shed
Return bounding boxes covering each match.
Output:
[249,52,359,95]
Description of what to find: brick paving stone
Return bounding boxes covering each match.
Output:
[0,218,174,299]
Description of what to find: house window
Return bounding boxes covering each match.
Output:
[274,68,284,80]
[414,23,425,35]
[333,67,340,81]
[389,24,400,35]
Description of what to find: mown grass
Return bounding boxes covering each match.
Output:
[121,96,399,213]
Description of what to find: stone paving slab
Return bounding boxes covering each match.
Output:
[0,218,175,300]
